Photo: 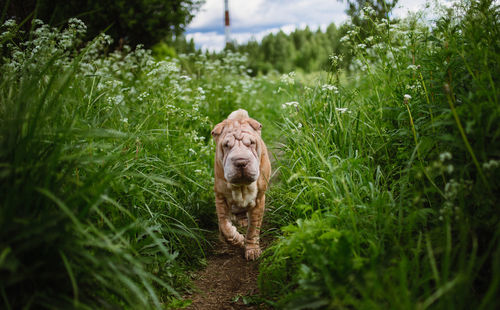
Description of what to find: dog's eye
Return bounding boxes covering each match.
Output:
[224,142,229,148]
[250,140,255,145]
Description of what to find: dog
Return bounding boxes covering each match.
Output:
[211,109,271,260]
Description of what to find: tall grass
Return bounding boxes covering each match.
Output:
[260,0,499,308]
[1,1,498,309]
[0,19,279,308]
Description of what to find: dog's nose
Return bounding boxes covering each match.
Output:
[233,158,249,168]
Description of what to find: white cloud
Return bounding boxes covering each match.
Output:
[393,0,431,18]
[188,0,224,31]
[186,31,225,52]
[187,0,430,52]
[187,23,330,52]
[188,0,347,32]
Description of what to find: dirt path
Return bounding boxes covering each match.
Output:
[185,231,272,310]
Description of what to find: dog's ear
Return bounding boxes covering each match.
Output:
[211,121,225,139]
[247,119,262,135]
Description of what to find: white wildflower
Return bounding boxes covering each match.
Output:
[340,35,350,43]
[322,84,338,92]
[68,18,87,34]
[407,64,419,71]
[329,54,341,61]
[439,152,452,162]
[138,92,149,101]
[483,159,500,170]
[283,101,299,108]
[404,94,412,100]
[115,94,124,105]
[280,72,296,85]
[335,107,349,113]
[3,19,16,28]
[363,5,376,16]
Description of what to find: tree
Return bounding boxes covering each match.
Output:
[341,0,399,38]
[344,0,398,21]
[234,22,345,74]
[5,0,204,48]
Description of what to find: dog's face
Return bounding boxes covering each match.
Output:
[212,118,262,185]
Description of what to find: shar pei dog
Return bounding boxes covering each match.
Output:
[211,109,271,260]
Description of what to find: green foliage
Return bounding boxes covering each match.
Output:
[236,24,345,74]
[0,18,278,309]
[344,0,399,39]
[4,0,204,47]
[1,0,499,309]
[226,1,407,74]
[261,0,500,308]
[151,36,198,60]
[152,42,178,59]
[260,218,364,309]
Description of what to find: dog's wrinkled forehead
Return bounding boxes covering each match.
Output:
[224,121,254,140]
[211,115,262,141]
[222,120,256,140]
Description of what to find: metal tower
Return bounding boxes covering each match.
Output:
[224,0,231,45]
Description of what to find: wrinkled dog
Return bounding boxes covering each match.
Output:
[211,109,271,260]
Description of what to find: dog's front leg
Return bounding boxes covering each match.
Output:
[245,194,265,260]
[215,193,244,247]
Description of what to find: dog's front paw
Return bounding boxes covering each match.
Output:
[228,232,245,247]
[245,244,261,260]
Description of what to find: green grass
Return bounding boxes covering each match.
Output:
[260,1,500,309]
[1,0,499,309]
[0,18,283,309]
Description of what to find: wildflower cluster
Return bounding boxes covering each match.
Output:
[280,71,296,85]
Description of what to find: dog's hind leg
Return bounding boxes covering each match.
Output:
[231,211,248,228]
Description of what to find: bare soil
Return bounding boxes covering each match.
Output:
[185,232,272,310]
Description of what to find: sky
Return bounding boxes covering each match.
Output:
[186,0,431,52]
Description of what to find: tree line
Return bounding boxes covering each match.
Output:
[4,0,398,74]
[228,23,347,74]
[224,0,399,74]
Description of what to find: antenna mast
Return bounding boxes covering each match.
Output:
[224,0,231,46]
